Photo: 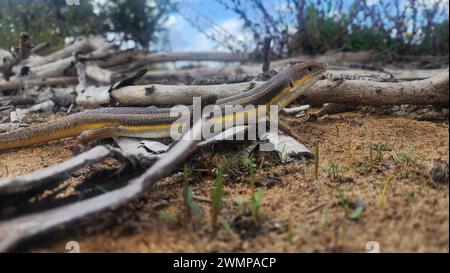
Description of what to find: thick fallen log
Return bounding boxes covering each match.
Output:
[100,70,448,107]
[302,69,449,107]
[110,82,254,106]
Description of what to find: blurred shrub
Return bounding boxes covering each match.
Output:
[0,0,174,51]
[217,0,449,56]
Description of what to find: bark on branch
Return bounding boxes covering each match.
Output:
[302,69,449,107]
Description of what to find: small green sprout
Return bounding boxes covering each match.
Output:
[286,212,295,244]
[242,154,257,175]
[211,167,224,229]
[182,164,201,221]
[336,189,365,221]
[222,222,237,237]
[251,188,264,223]
[325,161,341,181]
[372,142,388,162]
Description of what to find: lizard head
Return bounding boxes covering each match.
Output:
[273,60,328,109]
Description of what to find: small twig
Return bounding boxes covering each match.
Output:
[31,42,50,55]
[306,202,326,214]
[282,105,310,115]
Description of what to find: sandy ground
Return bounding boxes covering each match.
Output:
[0,109,448,252]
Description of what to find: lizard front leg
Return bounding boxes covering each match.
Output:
[76,125,122,150]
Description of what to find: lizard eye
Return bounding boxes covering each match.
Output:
[307,66,315,72]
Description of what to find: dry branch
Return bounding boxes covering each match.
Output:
[30,42,50,55]
[109,82,254,106]
[302,69,449,106]
[282,105,310,114]
[101,70,449,107]
[140,65,259,84]
[139,66,398,85]
[0,146,118,195]
[25,36,105,67]
[96,49,147,68]
[0,77,77,92]
[85,64,119,84]
[26,56,76,79]
[132,51,250,68]
[0,119,205,252]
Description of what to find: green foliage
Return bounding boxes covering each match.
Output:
[348,204,365,220]
[211,167,224,229]
[346,27,386,52]
[0,0,101,50]
[0,0,174,51]
[242,154,257,175]
[392,146,416,165]
[102,0,175,48]
[371,142,388,162]
[182,164,200,221]
[324,161,341,181]
[250,188,264,223]
[284,0,449,56]
[336,189,365,221]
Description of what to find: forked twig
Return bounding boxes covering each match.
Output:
[0,145,158,196]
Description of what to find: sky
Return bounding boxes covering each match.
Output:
[161,0,245,51]
[160,0,449,52]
